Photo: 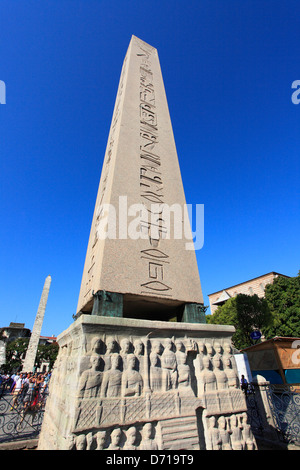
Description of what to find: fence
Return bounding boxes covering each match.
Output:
[1,377,299,448]
[246,379,300,447]
[0,383,46,444]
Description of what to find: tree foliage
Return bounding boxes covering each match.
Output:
[207,293,272,349]
[206,272,300,349]
[262,271,300,338]
[3,337,59,373]
[4,338,29,372]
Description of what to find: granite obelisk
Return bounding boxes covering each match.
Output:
[76,35,204,322]
[22,275,51,372]
[38,37,255,451]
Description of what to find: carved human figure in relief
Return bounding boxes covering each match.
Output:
[206,343,214,358]
[161,338,178,390]
[133,338,144,375]
[78,355,103,399]
[120,337,131,371]
[149,340,163,392]
[108,428,122,450]
[214,342,222,359]
[223,342,232,357]
[175,339,186,364]
[103,337,118,371]
[96,430,106,450]
[199,356,217,393]
[229,414,243,450]
[100,353,122,397]
[213,356,228,390]
[175,340,193,394]
[241,412,256,450]
[140,422,158,450]
[223,342,236,371]
[197,341,206,371]
[224,357,239,388]
[86,432,93,450]
[124,426,138,450]
[207,416,222,450]
[218,416,232,450]
[75,434,86,450]
[121,354,143,397]
[88,336,103,355]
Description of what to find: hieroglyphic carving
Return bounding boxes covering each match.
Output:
[137,43,172,297]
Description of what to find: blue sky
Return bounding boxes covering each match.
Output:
[0,1,299,336]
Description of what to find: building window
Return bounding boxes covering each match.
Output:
[260,283,265,293]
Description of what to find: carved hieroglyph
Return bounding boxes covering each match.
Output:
[76,36,203,314]
[38,316,256,450]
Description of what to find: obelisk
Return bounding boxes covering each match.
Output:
[22,275,51,372]
[38,37,254,451]
[76,35,204,322]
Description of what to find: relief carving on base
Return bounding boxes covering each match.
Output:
[43,328,255,451]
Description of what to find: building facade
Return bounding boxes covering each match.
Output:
[208,272,289,315]
[0,323,31,369]
[0,323,56,372]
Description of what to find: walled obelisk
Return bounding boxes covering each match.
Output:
[76,35,204,323]
[22,275,51,372]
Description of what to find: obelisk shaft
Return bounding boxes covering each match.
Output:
[76,36,203,315]
[22,275,51,372]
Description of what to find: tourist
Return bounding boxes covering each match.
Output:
[240,375,248,395]
[23,377,36,409]
[9,373,18,392]
[10,373,25,410]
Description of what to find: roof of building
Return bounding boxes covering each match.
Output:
[208,272,290,297]
[241,336,300,352]
[212,290,231,305]
[8,322,26,329]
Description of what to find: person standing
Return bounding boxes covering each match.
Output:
[240,375,248,395]
[11,374,24,410]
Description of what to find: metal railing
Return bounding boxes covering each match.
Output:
[246,382,300,445]
[0,384,47,444]
[266,384,300,443]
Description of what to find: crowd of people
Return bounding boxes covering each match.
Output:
[0,371,51,412]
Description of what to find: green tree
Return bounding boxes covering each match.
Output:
[3,338,59,372]
[263,271,300,338]
[4,338,29,372]
[35,342,59,370]
[207,293,272,349]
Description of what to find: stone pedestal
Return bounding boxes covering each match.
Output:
[38,316,255,450]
